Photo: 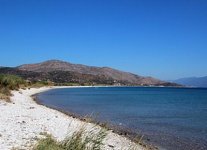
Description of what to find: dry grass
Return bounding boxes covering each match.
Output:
[0,93,10,102]
[0,86,12,102]
[33,127,107,150]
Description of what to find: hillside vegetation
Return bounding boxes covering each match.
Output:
[0,60,179,86]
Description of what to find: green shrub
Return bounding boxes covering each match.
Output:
[0,74,26,102]
[0,74,26,90]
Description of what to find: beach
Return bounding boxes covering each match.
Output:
[0,86,145,150]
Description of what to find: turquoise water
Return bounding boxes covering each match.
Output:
[37,87,207,150]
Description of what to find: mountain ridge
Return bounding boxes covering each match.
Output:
[173,76,207,87]
[1,60,179,86]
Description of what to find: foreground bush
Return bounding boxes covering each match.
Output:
[33,128,106,150]
[0,74,26,101]
[0,74,26,90]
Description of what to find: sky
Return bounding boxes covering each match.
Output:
[0,0,207,80]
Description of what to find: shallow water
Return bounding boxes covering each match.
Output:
[37,87,207,150]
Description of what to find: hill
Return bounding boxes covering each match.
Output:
[0,60,178,86]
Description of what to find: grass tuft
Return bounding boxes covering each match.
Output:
[33,134,64,150]
[33,127,106,150]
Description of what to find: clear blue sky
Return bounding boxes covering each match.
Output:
[0,0,207,80]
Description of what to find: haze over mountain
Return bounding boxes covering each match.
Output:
[173,76,207,88]
[0,60,178,86]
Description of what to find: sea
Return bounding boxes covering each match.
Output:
[36,87,207,150]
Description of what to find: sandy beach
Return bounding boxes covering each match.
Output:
[0,86,145,150]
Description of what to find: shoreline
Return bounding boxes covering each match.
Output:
[33,89,156,149]
[0,86,147,150]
